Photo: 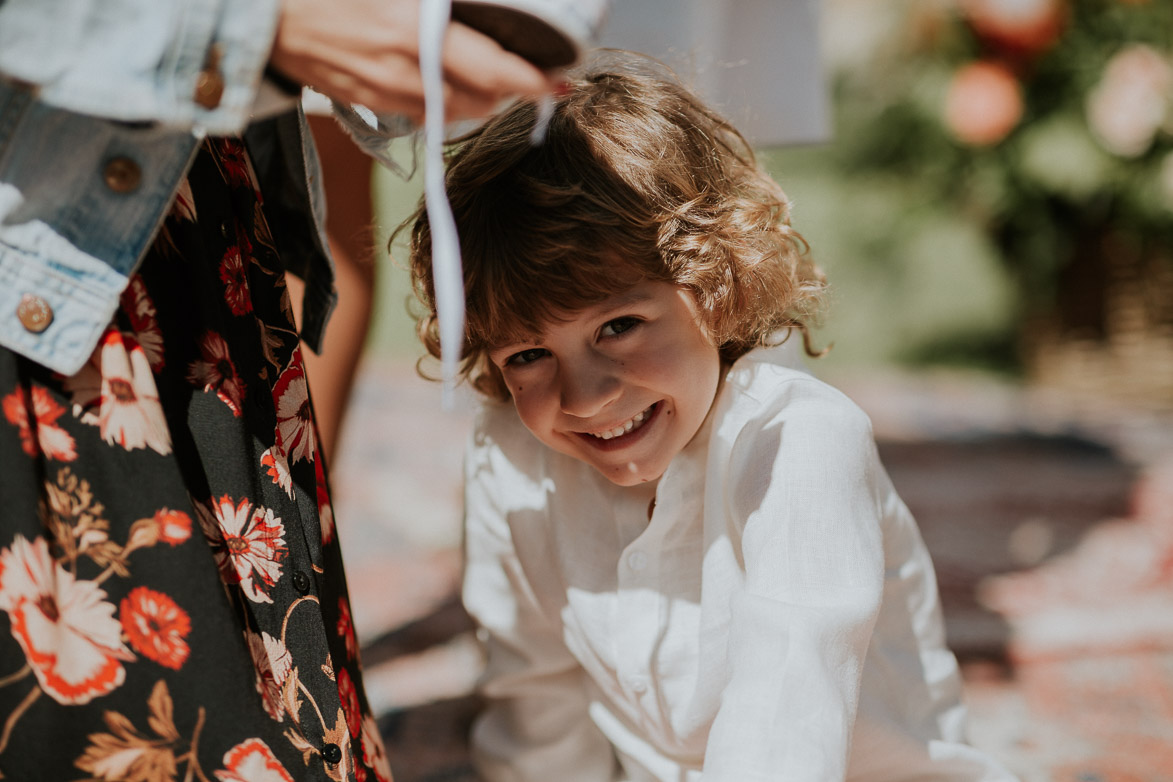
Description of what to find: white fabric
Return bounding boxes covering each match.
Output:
[462,339,1018,782]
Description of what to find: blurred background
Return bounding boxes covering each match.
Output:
[311,1,1173,779]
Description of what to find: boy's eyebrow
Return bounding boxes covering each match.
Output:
[594,289,654,315]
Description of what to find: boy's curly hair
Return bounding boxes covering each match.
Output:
[403,52,826,402]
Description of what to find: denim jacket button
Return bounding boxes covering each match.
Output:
[16,294,53,333]
[194,45,226,110]
[103,157,142,194]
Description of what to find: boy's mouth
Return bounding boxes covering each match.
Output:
[581,403,658,442]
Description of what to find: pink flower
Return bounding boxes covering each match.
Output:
[361,715,394,782]
[961,0,1065,57]
[337,668,362,738]
[315,457,334,544]
[261,447,295,499]
[273,364,316,466]
[198,496,288,604]
[337,597,358,662]
[119,275,165,372]
[120,586,191,670]
[944,61,1023,146]
[245,630,292,722]
[0,535,132,704]
[2,385,77,461]
[188,331,247,417]
[170,178,198,222]
[214,738,294,782]
[220,241,254,317]
[96,330,171,455]
[1086,44,1173,158]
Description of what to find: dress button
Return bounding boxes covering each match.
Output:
[103,157,142,193]
[321,743,343,765]
[292,570,311,594]
[16,294,53,333]
[627,550,648,572]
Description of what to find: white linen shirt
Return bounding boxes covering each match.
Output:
[462,340,1017,782]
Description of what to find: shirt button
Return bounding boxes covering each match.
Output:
[628,675,649,694]
[321,743,343,765]
[16,294,53,333]
[103,157,142,193]
[292,570,311,594]
[627,551,648,572]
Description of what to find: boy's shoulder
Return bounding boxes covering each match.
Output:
[717,341,875,446]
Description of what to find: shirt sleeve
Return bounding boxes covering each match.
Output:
[462,413,619,782]
[702,378,887,781]
[0,0,282,134]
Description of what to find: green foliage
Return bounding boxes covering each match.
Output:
[832,0,1173,317]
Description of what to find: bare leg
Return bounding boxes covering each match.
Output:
[288,112,378,466]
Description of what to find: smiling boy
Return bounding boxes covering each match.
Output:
[404,53,1018,782]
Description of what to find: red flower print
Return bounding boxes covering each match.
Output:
[2,385,77,461]
[361,715,394,782]
[170,177,197,222]
[260,446,294,499]
[214,738,294,782]
[337,667,362,738]
[212,138,256,190]
[220,242,254,317]
[315,456,334,544]
[96,329,171,454]
[197,495,288,604]
[119,275,165,371]
[245,629,292,722]
[187,331,247,417]
[0,535,132,704]
[273,363,316,466]
[155,509,192,546]
[337,597,358,662]
[119,586,191,670]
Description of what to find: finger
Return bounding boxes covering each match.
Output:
[442,22,556,99]
[445,88,507,123]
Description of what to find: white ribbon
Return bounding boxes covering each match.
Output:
[420,0,464,408]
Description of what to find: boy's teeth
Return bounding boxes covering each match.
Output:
[592,408,649,440]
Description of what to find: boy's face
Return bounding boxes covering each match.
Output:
[488,281,722,486]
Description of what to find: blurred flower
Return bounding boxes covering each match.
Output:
[944,60,1024,145]
[1086,44,1173,158]
[960,0,1066,57]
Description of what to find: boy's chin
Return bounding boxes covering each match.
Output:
[593,460,665,488]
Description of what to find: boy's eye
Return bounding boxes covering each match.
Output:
[505,347,549,366]
[600,317,640,338]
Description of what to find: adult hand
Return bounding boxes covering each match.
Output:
[269,0,558,124]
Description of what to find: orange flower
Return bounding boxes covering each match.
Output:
[2,385,77,461]
[0,535,132,704]
[120,587,192,670]
[961,0,1066,57]
[215,738,294,782]
[944,61,1024,146]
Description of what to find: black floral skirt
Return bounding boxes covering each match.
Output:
[0,139,390,782]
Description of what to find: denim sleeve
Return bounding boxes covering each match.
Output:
[0,0,281,135]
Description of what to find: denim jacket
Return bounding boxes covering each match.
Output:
[0,0,345,375]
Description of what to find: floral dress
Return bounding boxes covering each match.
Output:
[0,139,391,782]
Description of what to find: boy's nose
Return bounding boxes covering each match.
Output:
[557,357,621,419]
